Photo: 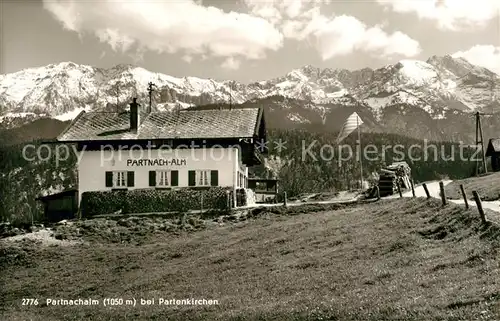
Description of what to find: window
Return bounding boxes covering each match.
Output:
[105,171,134,188]
[197,170,210,186]
[239,173,244,188]
[157,171,170,187]
[188,170,218,187]
[149,170,178,187]
[115,172,127,187]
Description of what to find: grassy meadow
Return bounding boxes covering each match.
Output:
[444,172,500,201]
[1,198,500,320]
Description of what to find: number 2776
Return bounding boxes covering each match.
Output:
[22,299,39,305]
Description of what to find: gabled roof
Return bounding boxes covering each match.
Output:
[57,107,264,142]
[486,138,500,156]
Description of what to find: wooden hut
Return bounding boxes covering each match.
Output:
[485,138,500,172]
[35,189,78,222]
[247,178,278,203]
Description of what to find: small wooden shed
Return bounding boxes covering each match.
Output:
[248,178,279,203]
[485,138,500,172]
[36,189,78,222]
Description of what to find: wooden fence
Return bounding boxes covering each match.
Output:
[403,181,489,225]
[278,181,491,226]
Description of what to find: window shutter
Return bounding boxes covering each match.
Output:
[171,170,179,186]
[105,171,113,187]
[188,170,196,186]
[127,171,135,187]
[149,171,156,186]
[210,170,219,186]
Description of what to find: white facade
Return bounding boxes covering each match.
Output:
[77,147,248,205]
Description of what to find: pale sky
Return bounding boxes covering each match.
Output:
[1,0,499,83]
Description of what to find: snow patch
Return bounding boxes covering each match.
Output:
[364,91,426,111]
[0,112,41,119]
[432,110,447,120]
[398,60,438,84]
[326,89,348,98]
[287,113,309,123]
[287,69,309,82]
[54,107,91,121]
[364,96,393,111]
[0,112,48,128]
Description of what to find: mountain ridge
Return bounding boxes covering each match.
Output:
[1,55,499,122]
[1,55,500,144]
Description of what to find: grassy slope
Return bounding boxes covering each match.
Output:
[445,172,500,201]
[1,199,500,321]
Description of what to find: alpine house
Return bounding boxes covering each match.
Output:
[56,98,267,206]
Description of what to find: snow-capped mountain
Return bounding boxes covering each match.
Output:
[0,55,499,128]
[0,62,248,121]
[249,56,499,117]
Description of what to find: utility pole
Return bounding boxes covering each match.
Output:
[147,82,156,113]
[475,111,488,176]
[357,114,364,190]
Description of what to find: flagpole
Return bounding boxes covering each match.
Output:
[357,115,364,190]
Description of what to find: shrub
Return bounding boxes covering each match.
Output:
[80,187,233,217]
[80,190,127,217]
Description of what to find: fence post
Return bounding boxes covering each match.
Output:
[283,192,287,207]
[376,185,380,200]
[226,191,231,209]
[422,183,431,199]
[200,193,204,213]
[459,184,469,209]
[411,179,416,197]
[397,180,403,198]
[472,191,486,224]
[439,181,447,206]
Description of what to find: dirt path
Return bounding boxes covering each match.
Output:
[384,180,500,223]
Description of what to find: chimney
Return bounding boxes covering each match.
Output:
[129,97,140,132]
